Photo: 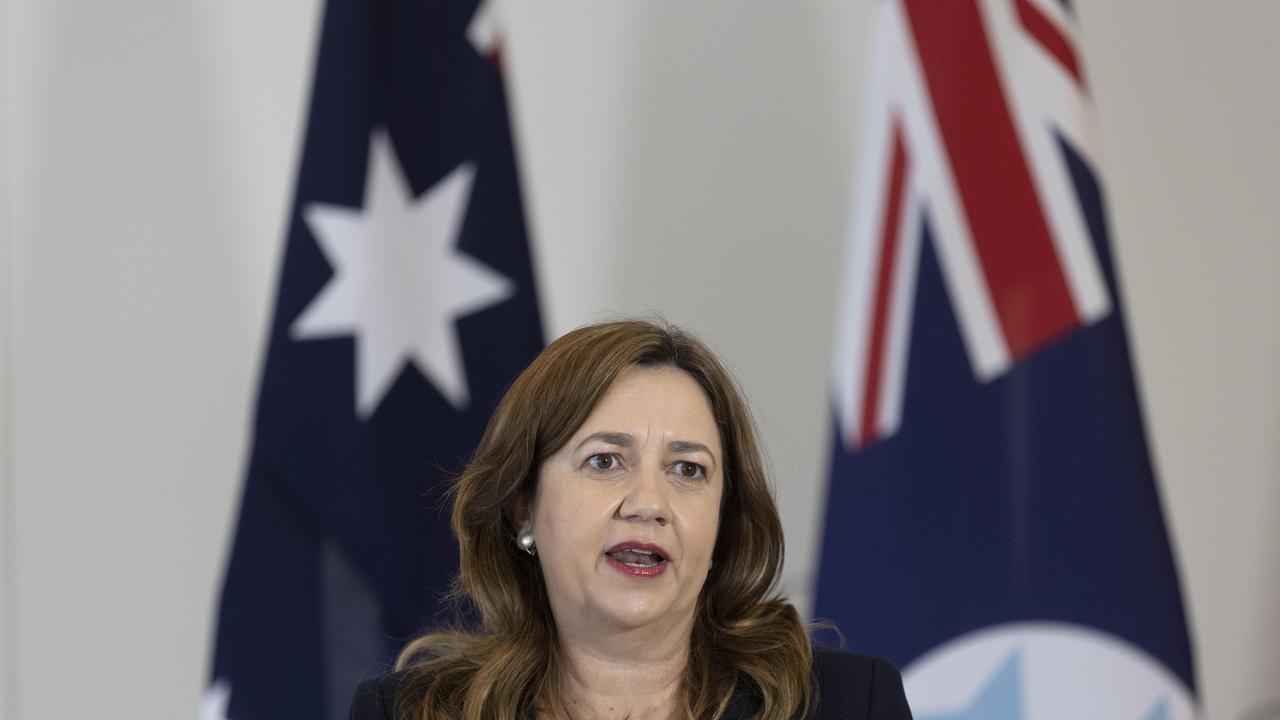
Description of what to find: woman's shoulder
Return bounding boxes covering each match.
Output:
[809,648,913,719]
[349,669,418,720]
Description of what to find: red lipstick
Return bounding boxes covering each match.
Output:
[604,541,670,579]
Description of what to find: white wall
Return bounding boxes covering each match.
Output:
[3,1,1277,719]
[1,0,14,715]
[6,1,320,718]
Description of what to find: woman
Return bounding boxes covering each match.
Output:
[350,320,912,719]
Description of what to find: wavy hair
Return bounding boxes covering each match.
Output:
[394,320,813,719]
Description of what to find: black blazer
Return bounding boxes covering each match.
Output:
[349,648,913,719]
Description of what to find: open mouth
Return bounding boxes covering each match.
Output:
[606,548,666,567]
[604,542,670,577]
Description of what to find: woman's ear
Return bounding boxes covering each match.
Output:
[511,492,539,556]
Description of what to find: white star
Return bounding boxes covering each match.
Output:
[200,679,232,720]
[292,129,515,418]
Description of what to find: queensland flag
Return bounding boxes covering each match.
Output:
[205,1,543,718]
[814,1,1197,717]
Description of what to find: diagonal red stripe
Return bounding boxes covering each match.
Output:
[859,121,910,448]
[1015,0,1084,87]
[903,0,1079,360]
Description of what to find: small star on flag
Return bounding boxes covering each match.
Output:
[291,130,515,419]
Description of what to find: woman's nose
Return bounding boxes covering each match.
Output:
[617,463,671,526]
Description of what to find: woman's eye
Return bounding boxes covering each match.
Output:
[673,461,705,480]
[586,453,618,471]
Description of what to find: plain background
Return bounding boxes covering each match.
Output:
[2,1,1277,718]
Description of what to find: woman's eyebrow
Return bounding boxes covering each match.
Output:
[573,431,633,451]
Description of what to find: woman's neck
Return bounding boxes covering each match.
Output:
[550,627,690,720]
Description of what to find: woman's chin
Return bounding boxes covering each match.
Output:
[592,604,670,632]
[586,588,696,633]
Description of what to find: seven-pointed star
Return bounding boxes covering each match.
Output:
[291,129,514,418]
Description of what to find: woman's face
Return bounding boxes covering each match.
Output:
[528,364,724,636]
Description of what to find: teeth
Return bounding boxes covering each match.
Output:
[608,548,663,567]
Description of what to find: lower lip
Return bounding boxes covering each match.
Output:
[605,554,668,579]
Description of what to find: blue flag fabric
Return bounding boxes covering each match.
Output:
[208,2,543,718]
[814,2,1195,717]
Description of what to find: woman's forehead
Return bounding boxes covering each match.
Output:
[570,366,720,448]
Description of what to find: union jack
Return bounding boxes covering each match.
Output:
[832,0,1112,450]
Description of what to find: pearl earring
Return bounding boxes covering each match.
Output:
[517,529,536,556]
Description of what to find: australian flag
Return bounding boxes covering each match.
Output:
[814,1,1197,718]
[205,1,543,718]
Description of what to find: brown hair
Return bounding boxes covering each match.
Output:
[394,319,813,719]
